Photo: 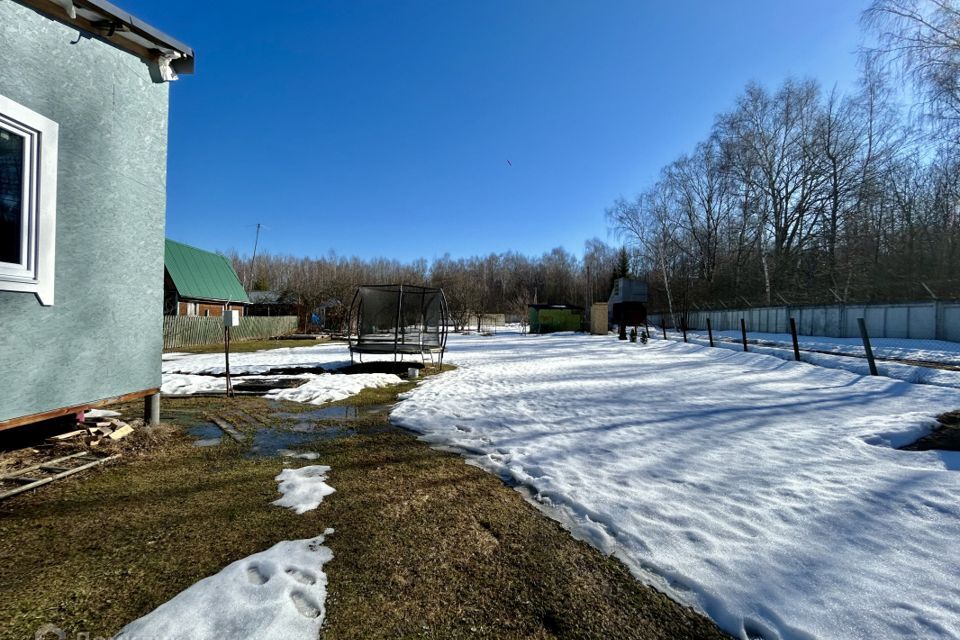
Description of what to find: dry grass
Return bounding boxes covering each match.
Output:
[0,367,728,640]
[902,409,960,452]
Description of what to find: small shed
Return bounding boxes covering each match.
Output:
[608,278,648,328]
[590,302,609,335]
[164,239,250,316]
[247,290,299,317]
[528,304,584,334]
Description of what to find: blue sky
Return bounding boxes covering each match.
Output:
[122,1,869,262]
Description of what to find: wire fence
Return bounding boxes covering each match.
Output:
[640,308,960,388]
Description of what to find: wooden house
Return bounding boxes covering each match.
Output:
[163,239,249,317]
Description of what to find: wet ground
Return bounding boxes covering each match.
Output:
[183,401,397,456]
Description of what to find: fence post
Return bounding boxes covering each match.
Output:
[789,317,801,361]
[857,317,879,376]
[740,318,748,352]
[706,317,714,347]
[662,324,667,340]
[682,318,688,343]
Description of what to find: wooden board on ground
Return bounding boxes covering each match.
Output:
[208,416,246,442]
[0,453,121,501]
[47,430,86,442]
[108,425,134,441]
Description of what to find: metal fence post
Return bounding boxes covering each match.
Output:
[706,317,714,347]
[789,317,801,361]
[740,318,748,352]
[857,317,879,376]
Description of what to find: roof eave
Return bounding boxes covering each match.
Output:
[20,0,195,76]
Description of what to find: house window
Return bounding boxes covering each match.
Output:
[0,94,58,306]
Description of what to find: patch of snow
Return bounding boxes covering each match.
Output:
[273,465,335,514]
[116,530,334,640]
[279,449,320,460]
[391,332,960,640]
[161,373,229,395]
[698,330,960,366]
[162,343,353,376]
[264,373,402,405]
[85,408,121,418]
[162,342,405,404]
[161,351,194,362]
[677,332,960,389]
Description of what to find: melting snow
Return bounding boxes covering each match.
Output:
[679,330,960,389]
[116,530,335,640]
[273,465,336,514]
[161,371,402,403]
[391,331,960,640]
[162,344,351,376]
[264,373,402,405]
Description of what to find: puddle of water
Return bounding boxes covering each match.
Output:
[270,403,393,422]
[187,423,223,447]
[246,426,357,457]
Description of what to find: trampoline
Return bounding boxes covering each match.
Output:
[348,284,449,367]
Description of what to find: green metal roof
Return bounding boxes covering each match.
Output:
[164,239,250,303]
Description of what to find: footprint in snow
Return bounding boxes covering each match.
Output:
[245,559,323,618]
[246,563,269,585]
[286,567,317,585]
[290,590,322,618]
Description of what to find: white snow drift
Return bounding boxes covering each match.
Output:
[264,373,402,405]
[161,371,402,403]
[162,343,351,376]
[119,466,337,639]
[117,530,335,640]
[273,465,336,514]
[392,331,960,640]
[677,330,960,389]
[161,343,404,403]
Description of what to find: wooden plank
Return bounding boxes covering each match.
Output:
[208,416,245,442]
[47,429,87,441]
[0,388,159,432]
[0,455,121,501]
[108,425,134,440]
[0,452,92,480]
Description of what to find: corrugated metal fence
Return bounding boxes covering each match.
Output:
[163,315,298,349]
[650,301,960,342]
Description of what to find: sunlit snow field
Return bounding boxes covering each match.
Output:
[393,331,960,640]
[159,331,960,639]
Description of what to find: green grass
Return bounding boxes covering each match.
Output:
[0,363,729,640]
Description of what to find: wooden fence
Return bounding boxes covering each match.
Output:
[163,315,298,350]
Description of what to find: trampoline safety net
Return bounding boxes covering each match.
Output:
[348,284,449,365]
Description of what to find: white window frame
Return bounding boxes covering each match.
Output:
[0,94,58,306]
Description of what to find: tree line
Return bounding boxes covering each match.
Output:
[608,0,960,322]
[230,242,631,331]
[232,1,960,331]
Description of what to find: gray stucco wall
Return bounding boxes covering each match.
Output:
[0,0,169,422]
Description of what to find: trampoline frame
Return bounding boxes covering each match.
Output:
[348,284,450,368]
